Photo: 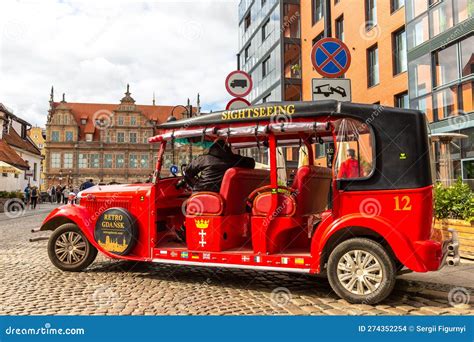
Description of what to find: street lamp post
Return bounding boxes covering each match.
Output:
[169,103,194,165]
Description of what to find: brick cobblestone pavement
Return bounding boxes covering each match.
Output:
[1,207,473,315]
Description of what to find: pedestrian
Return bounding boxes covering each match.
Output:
[62,186,69,205]
[30,186,38,209]
[56,185,62,204]
[24,185,31,207]
[80,179,95,191]
[50,186,56,203]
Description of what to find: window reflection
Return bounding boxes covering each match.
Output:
[461,35,474,77]
[434,86,459,120]
[430,0,454,37]
[408,54,431,98]
[434,44,459,87]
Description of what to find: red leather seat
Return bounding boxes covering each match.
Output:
[186,168,270,216]
[291,165,332,216]
[252,193,296,216]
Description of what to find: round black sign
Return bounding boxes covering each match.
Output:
[94,207,138,256]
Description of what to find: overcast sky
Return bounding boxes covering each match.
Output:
[0,0,239,126]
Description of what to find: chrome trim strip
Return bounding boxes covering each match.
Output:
[152,258,311,273]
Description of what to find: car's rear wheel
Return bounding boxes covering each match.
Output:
[47,223,97,272]
[327,238,396,304]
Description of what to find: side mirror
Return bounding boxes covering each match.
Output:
[170,165,179,177]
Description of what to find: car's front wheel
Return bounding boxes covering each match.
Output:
[327,238,396,304]
[47,223,97,272]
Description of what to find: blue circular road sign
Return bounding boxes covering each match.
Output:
[311,37,351,78]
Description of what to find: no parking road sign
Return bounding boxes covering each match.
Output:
[311,37,351,78]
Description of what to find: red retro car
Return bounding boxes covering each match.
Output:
[36,101,459,304]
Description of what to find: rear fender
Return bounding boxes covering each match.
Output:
[311,213,429,273]
[40,205,140,261]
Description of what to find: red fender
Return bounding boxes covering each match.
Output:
[310,213,430,273]
[40,205,147,261]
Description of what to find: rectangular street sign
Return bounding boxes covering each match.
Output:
[312,78,351,102]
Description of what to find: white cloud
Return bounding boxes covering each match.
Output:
[0,0,239,126]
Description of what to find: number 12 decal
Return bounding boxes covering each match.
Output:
[394,196,412,211]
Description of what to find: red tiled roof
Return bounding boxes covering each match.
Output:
[52,102,193,141]
[0,139,29,170]
[3,127,41,156]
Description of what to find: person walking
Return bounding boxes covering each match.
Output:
[62,186,69,205]
[50,186,56,203]
[30,186,39,209]
[56,185,62,204]
[24,185,31,208]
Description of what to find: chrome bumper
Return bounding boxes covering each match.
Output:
[439,228,460,269]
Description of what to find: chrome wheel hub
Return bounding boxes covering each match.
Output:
[337,249,383,295]
[54,231,87,265]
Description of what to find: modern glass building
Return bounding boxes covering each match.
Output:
[406,0,473,186]
[238,0,302,104]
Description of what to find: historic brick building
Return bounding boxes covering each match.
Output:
[44,85,194,188]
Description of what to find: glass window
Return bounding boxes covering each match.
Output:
[393,28,407,75]
[455,0,474,23]
[262,19,270,42]
[78,154,88,169]
[407,13,429,49]
[365,0,377,27]
[367,45,379,87]
[410,94,434,122]
[391,0,405,13]
[312,0,324,24]
[143,131,149,143]
[434,86,460,119]
[140,155,149,168]
[262,93,271,103]
[118,116,124,126]
[395,91,409,108]
[244,11,251,31]
[335,16,344,41]
[90,154,99,168]
[63,153,73,168]
[434,44,459,87]
[116,154,124,168]
[117,132,125,143]
[461,35,474,77]
[312,32,324,46]
[130,116,136,126]
[85,133,93,142]
[51,131,59,142]
[104,154,113,168]
[334,119,374,180]
[51,153,60,168]
[461,81,473,113]
[408,53,432,98]
[129,154,138,168]
[430,0,454,38]
[129,132,137,143]
[262,55,271,78]
[65,131,73,142]
[406,0,428,21]
[244,44,251,62]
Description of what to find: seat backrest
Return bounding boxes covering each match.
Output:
[220,168,270,215]
[291,165,332,216]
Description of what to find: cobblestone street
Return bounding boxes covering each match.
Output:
[1,206,473,316]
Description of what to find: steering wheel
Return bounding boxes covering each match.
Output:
[246,185,294,209]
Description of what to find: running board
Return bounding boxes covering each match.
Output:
[152,258,311,274]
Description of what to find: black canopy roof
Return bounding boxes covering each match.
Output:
[157,101,432,191]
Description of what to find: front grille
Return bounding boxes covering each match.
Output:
[83,199,131,216]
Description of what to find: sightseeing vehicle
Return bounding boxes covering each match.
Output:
[36,101,460,304]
